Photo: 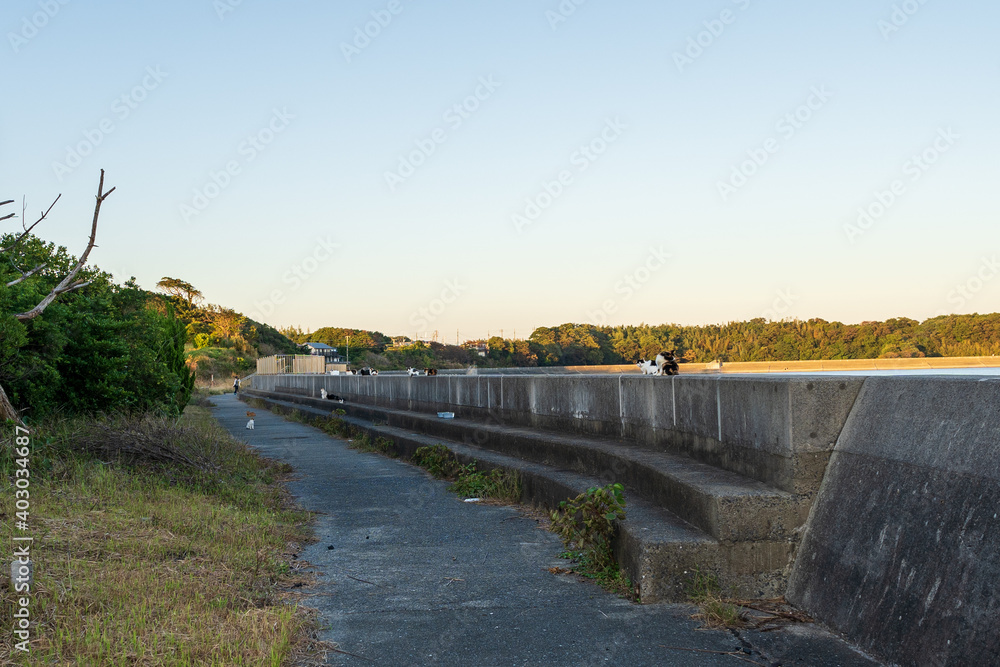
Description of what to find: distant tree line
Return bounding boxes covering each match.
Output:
[275,315,1000,372]
[519,316,1000,366]
[279,326,391,357]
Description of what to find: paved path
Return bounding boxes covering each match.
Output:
[213,394,878,666]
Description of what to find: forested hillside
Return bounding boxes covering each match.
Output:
[156,277,299,385]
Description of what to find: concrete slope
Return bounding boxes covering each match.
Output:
[787,377,1000,666]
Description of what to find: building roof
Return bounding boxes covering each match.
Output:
[304,342,335,350]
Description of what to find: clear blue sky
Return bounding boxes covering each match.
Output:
[2,0,998,341]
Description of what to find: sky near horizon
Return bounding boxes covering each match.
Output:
[2,0,998,342]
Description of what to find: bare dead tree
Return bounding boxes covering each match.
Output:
[0,170,115,424]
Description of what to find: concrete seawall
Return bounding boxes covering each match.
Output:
[245,372,999,665]
[787,377,1000,666]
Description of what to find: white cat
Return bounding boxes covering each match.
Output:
[636,359,660,375]
[245,411,256,429]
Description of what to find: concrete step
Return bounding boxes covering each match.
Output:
[244,392,794,602]
[259,390,805,543]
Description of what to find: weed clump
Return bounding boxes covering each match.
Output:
[550,482,626,570]
[411,445,463,478]
[411,445,522,503]
[348,434,397,457]
[448,464,521,503]
[549,482,635,599]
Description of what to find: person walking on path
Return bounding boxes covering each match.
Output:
[233,376,240,395]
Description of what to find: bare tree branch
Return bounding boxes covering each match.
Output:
[0,199,14,224]
[55,280,91,295]
[5,262,47,287]
[0,194,61,254]
[14,171,113,322]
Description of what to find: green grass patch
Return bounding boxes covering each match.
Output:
[0,405,329,665]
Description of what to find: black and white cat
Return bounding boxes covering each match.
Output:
[320,388,345,403]
[656,350,680,376]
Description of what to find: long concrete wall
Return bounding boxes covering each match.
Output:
[246,373,863,497]
[787,377,1000,666]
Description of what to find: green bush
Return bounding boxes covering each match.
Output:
[1,240,194,419]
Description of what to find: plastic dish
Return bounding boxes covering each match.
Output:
[437,412,455,419]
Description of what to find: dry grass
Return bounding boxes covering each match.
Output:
[0,405,330,665]
[685,568,747,629]
[685,569,813,631]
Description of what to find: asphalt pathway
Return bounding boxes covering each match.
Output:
[211,393,878,666]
